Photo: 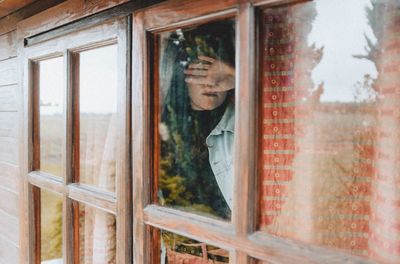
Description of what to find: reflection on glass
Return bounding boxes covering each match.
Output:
[79,45,118,192]
[39,57,64,177]
[79,204,116,264]
[159,230,229,263]
[259,0,400,263]
[41,189,62,263]
[157,20,236,220]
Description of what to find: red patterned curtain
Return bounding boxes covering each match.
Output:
[259,1,400,263]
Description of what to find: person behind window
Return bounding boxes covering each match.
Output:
[159,20,235,220]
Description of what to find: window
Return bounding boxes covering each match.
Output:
[20,0,400,263]
[21,18,131,263]
[156,19,236,221]
[132,0,400,263]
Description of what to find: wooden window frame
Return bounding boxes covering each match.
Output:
[132,0,374,263]
[16,0,377,263]
[20,17,132,264]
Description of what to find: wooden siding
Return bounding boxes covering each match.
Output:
[0,29,20,263]
[0,0,37,18]
[18,0,129,38]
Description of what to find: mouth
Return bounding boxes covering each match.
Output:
[202,92,218,97]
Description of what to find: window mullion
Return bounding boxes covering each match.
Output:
[232,3,257,263]
[131,10,150,264]
[115,17,133,264]
[63,50,75,264]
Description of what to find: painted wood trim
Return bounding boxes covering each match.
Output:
[20,17,130,263]
[233,2,257,238]
[131,10,150,264]
[251,0,311,7]
[115,16,133,264]
[64,48,74,264]
[27,171,64,194]
[67,183,116,215]
[144,204,373,263]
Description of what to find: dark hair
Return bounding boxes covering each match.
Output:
[159,19,235,219]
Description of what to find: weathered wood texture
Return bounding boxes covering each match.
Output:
[0,112,18,164]
[0,0,37,18]
[131,10,149,264]
[0,28,20,264]
[0,84,18,111]
[0,30,17,61]
[17,0,129,38]
[0,187,19,217]
[0,0,65,36]
[0,210,19,245]
[0,235,19,264]
[0,111,18,165]
[0,162,19,192]
[0,57,18,86]
[143,0,237,30]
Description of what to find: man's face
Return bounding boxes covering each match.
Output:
[187,83,227,110]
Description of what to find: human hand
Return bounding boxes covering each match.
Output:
[184,56,235,93]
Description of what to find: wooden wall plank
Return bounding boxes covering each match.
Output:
[0,30,17,61]
[0,58,18,86]
[0,188,19,217]
[142,0,237,30]
[0,0,36,16]
[0,236,19,263]
[0,137,18,164]
[0,112,18,165]
[17,0,129,38]
[0,112,18,136]
[0,162,19,193]
[0,211,19,244]
[0,0,65,36]
[0,84,18,111]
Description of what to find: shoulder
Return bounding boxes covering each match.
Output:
[214,102,235,134]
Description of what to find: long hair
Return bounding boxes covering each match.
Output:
[159,19,235,219]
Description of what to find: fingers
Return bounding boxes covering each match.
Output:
[183,69,208,76]
[185,76,215,86]
[187,63,210,70]
[198,55,216,64]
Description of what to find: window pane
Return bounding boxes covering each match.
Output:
[79,204,116,264]
[156,19,236,220]
[39,57,64,177]
[158,229,229,263]
[259,0,400,262]
[41,189,62,263]
[79,45,118,192]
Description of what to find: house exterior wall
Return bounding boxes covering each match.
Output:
[0,1,131,263]
[0,29,20,264]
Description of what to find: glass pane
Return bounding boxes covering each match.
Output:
[159,229,229,263]
[41,189,62,263]
[79,45,118,192]
[259,0,400,262]
[39,57,64,177]
[79,204,116,264]
[157,19,236,220]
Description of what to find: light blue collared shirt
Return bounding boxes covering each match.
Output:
[206,103,234,209]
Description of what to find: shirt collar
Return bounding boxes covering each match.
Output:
[209,102,235,136]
